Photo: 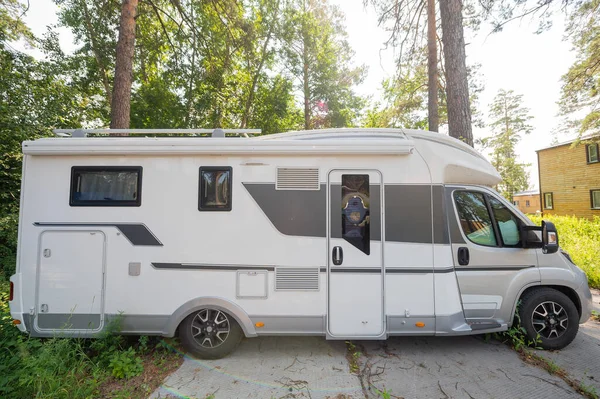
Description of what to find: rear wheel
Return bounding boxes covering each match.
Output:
[179,308,243,359]
[519,288,579,350]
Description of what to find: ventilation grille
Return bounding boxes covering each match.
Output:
[275,267,319,291]
[276,168,320,190]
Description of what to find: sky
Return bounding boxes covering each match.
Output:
[16,0,578,190]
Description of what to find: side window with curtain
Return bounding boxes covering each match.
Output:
[70,167,142,207]
[199,167,232,211]
[453,191,497,246]
[341,174,370,255]
[488,196,521,246]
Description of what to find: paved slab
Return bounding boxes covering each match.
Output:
[531,289,600,394]
[152,290,599,399]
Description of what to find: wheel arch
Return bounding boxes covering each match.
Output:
[512,285,582,323]
[163,297,257,338]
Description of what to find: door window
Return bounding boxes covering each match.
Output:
[489,197,521,246]
[341,174,370,254]
[454,192,497,246]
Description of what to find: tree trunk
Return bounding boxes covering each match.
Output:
[439,0,472,146]
[427,0,438,133]
[110,0,138,130]
[302,46,310,130]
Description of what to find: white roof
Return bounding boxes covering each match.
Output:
[22,128,500,186]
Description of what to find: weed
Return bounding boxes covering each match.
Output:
[579,381,599,399]
[545,359,561,374]
[374,387,393,399]
[345,341,361,373]
[591,310,599,322]
[109,347,144,379]
[495,301,541,351]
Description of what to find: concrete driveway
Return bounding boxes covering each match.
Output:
[151,291,600,399]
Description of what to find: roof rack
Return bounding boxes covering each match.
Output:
[53,128,261,138]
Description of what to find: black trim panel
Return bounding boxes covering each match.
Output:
[152,263,275,271]
[34,223,162,246]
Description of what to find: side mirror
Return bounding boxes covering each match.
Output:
[542,220,559,254]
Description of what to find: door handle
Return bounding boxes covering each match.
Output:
[332,246,343,266]
[458,247,470,266]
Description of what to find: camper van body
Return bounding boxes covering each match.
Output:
[9,129,592,356]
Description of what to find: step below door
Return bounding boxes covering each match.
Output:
[35,230,105,333]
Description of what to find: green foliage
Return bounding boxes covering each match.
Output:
[495,300,541,351]
[479,89,532,200]
[559,0,600,138]
[109,347,144,379]
[0,0,35,45]
[281,0,366,129]
[530,215,600,288]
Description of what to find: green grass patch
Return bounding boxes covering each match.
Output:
[0,280,181,398]
[529,215,600,289]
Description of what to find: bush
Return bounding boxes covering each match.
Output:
[529,215,600,288]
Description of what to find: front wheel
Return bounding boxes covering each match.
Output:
[519,288,579,350]
[179,308,243,359]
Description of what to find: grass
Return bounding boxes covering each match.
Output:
[529,215,600,288]
[0,280,183,398]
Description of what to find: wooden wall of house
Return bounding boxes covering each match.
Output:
[513,194,540,214]
[538,143,600,219]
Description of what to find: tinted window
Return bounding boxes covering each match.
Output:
[341,174,370,255]
[199,167,232,211]
[587,144,599,163]
[544,192,553,209]
[70,167,142,206]
[454,191,497,246]
[489,197,521,246]
[592,190,600,209]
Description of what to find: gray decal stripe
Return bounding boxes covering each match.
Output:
[33,222,162,246]
[454,265,535,271]
[152,263,276,271]
[386,268,454,274]
[384,185,437,244]
[330,268,382,273]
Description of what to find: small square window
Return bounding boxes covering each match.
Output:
[592,190,600,209]
[544,192,553,210]
[587,143,599,163]
[199,167,232,211]
[70,166,142,207]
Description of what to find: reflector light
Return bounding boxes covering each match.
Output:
[12,320,21,325]
[255,322,265,328]
[415,322,425,328]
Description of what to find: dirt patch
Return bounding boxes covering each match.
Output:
[98,345,184,398]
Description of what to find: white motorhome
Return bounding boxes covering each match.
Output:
[9,128,593,359]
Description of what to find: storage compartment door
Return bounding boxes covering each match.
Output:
[35,231,105,332]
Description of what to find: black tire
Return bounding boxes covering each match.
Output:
[519,288,579,350]
[179,308,243,359]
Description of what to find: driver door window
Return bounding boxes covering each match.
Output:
[454,191,523,248]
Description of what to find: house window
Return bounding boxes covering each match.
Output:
[587,143,599,163]
[526,200,530,207]
[544,192,554,210]
[70,166,142,207]
[592,190,600,209]
[514,200,519,206]
[199,167,232,211]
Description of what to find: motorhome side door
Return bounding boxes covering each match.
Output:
[34,230,106,333]
[447,187,540,324]
[327,170,384,338]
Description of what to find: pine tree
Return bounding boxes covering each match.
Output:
[481,89,533,200]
